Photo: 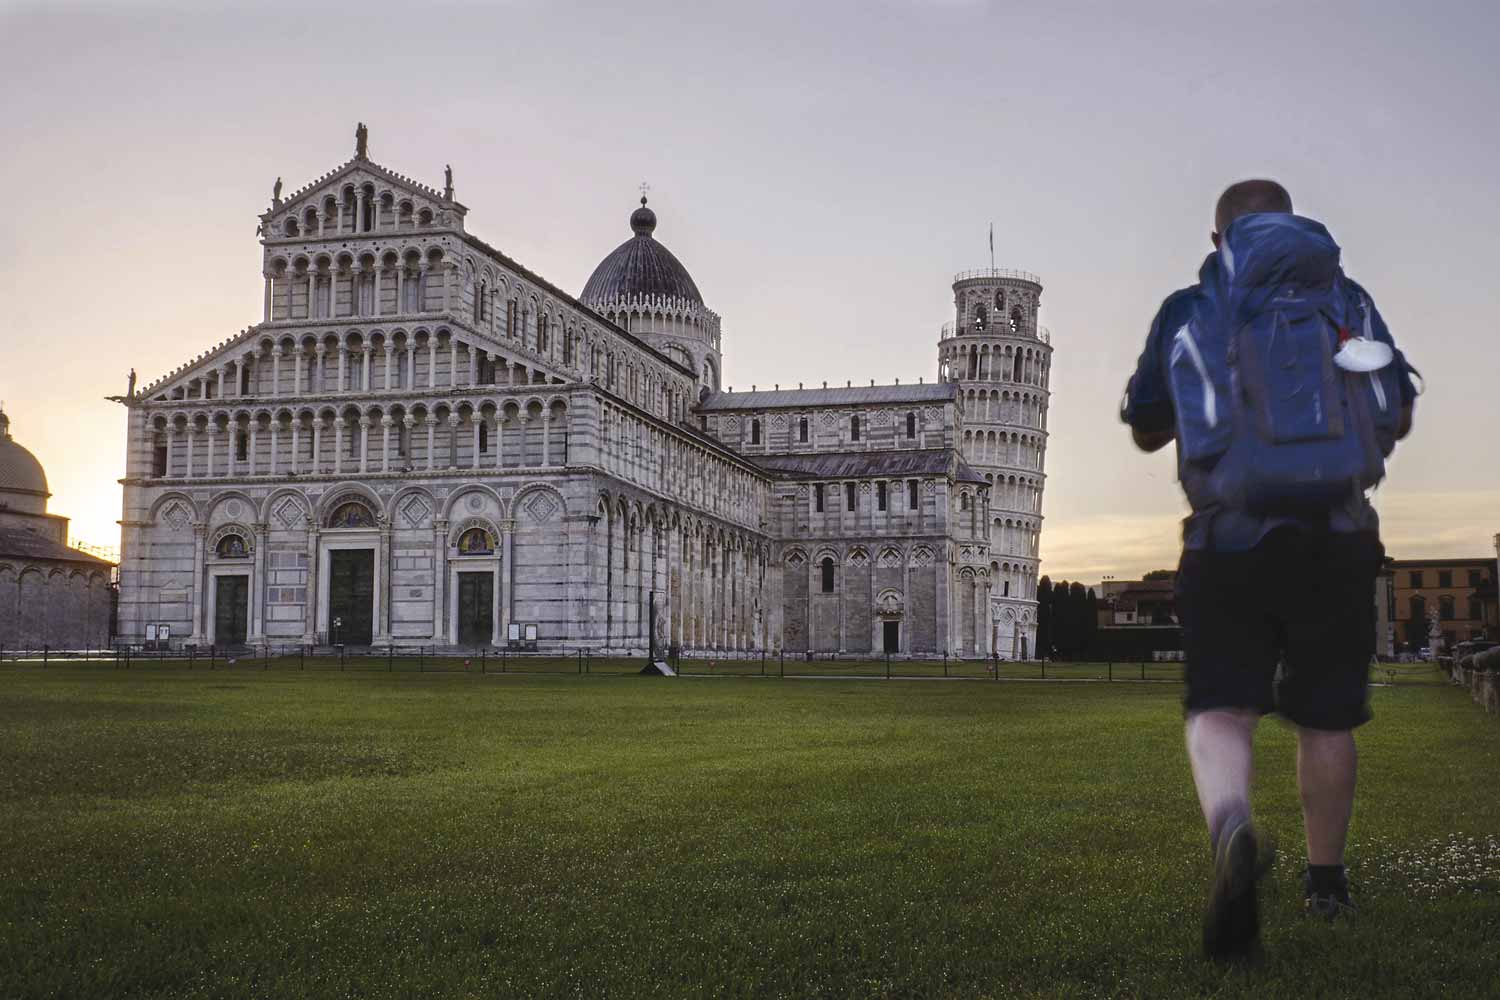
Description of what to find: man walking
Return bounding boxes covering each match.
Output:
[1122,180,1417,959]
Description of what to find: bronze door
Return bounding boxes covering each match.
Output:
[882,620,900,654]
[328,549,375,646]
[214,575,249,646]
[457,572,494,646]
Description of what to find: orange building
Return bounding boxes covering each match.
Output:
[1390,557,1497,653]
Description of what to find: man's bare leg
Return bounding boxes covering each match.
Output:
[1296,727,1356,863]
[1186,708,1259,844]
[1188,708,1266,958]
[1297,726,1357,917]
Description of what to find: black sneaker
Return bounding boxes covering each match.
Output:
[1304,870,1358,923]
[1203,820,1268,961]
[1305,891,1357,922]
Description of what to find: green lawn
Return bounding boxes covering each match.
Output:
[0,666,1494,998]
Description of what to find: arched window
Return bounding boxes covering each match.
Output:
[457,527,494,554]
[821,557,835,593]
[1012,353,1023,381]
[994,290,1005,310]
[327,500,376,528]
[1010,306,1023,332]
[906,411,916,439]
[750,419,761,444]
[799,417,808,443]
[973,304,988,332]
[850,415,861,441]
[960,492,972,511]
[1439,595,1455,621]
[478,422,490,453]
[215,533,248,559]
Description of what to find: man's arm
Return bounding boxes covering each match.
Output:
[1122,304,1177,453]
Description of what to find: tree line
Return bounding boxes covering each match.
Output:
[1035,577,1098,660]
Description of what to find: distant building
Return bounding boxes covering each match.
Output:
[0,407,116,649]
[1390,557,1496,651]
[1097,575,1177,627]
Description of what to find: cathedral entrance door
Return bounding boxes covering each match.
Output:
[882,620,900,654]
[214,575,249,647]
[457,572,494,646]
[328,549,375,646]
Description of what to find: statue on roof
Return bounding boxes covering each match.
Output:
[272,176,282,204]
[127,369,137,399]
[355,122,369,159]
[444,164,454,201]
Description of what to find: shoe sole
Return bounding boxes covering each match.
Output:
[1203,824,1262,960]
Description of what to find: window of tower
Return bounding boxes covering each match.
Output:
[877,481,888,511]
[845,483,856,511]
[995,290,1005,310]
[906,411,916,439]
[850,415,860,441]
[821,558,835,593]
[799,417,808,443]
[973,304,988,332]
[908,479,918,510]
[1010,305,1023,332]
[750,419,761,444]
[235,430,248,462]
[479,422,490,453]
[814,484,825,513]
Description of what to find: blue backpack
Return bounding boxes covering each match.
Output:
[1168,214,1405,515]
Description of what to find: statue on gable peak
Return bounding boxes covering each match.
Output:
[355,122,369,159]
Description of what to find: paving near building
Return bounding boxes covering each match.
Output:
[2,667,1496,998]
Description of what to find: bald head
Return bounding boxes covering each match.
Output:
[1214,179,1293,237]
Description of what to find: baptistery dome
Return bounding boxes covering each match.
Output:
[0,408,49,515]
[581,197,704,306]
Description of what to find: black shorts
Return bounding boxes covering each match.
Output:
[1176,528,1382,730]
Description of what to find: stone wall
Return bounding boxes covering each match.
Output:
[0,560,113,649]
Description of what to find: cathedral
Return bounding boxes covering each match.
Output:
[117,129,1051,658]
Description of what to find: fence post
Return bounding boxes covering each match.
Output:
[299,645,305,671]
[420,646,424,673]
[43,644,48,666]
[885,651,891,680]
[502,647,507,673]
[761,650,766,677]
[1041,659,1046,680]
[779,650,784,678]
[264,644,270,670]
[942,650,947,676]
[1141,661,1146,681]
[481,648,487,674]
[1108,661,1113,682]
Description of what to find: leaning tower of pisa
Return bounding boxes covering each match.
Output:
[937,269,1052,659]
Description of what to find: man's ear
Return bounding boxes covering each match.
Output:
[1211,231,1221,249]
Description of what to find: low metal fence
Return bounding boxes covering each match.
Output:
[1,644,1444,687]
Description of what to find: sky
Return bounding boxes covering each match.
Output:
[1,0,1496,584]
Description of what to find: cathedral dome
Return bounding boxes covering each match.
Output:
[0,409,49,509]
[581,197,704,307]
